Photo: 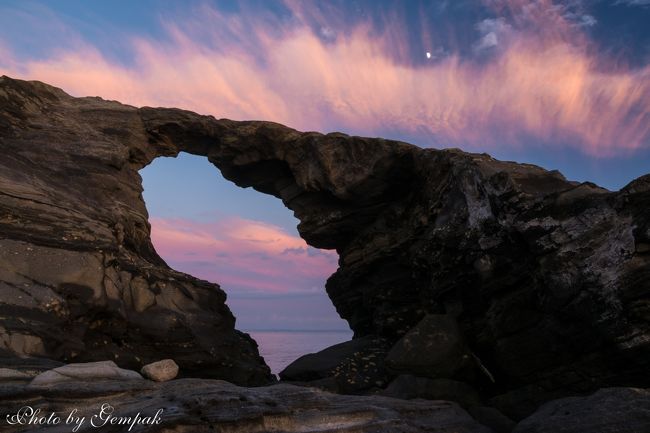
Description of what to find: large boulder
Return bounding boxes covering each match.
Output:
[468,406,517,433]
[280,336,392,393]
[513,388,650,433]
[381,375,481,408]
[385,314,473,379]
[141,359,179,382]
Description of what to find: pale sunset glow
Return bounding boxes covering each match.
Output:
[0,1,648,157]
[150,216,338,295]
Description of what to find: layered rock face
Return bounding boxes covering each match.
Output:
[1,76,649,415]
[0,77,270,385]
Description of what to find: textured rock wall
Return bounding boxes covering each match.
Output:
[0,77,270,385]
[1,77,648,409]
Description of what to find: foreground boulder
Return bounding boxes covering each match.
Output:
[381,375,480,408]
[141,359,179,382]
[280,336,391,393]
[513,388,650,433]
[385,314,473,380]
[30,361,143,385]
[0,76,648,414]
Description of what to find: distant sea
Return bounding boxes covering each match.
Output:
[247,330,353,376]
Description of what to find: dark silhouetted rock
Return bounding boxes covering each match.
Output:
[513,388,650,433]
[385,314,473,379]
[281,337,377,381]
[0,356,63,378]
[468,406,517,433]
[381,374,480,407]
[280,336,391,393]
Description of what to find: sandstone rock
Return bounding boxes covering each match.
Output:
[0,76,648,413]
[0,368,30,381]
[385,314,472,379]
[513,388,650,433]
[130,276,156,313]
[0,356,63,376]
[141,359,179,382]
[0,329,46,357]
[0,375,492,432]
[0,75,272,385]
[381,375,481,407]
[30,361,143,385]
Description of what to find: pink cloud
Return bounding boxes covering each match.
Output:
[150,216,338,295]
[0,1,648,156]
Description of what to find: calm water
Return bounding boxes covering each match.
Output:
[247,330,353,375]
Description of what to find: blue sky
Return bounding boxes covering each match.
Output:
[1,0,649,330]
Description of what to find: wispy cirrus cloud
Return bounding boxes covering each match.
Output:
[615,0,650,6]
[0,0,648,157]
[150,216,338,295]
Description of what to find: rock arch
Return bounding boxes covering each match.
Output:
[0,76,418,385]
[1,77,648,413]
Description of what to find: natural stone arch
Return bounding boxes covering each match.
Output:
[0,76,420,386]
[1,77,648,414]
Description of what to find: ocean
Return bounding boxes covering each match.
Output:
[247,330,354,376]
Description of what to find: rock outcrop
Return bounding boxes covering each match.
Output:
[279,336,392,393]
[30,361,142,385]
[0,77,271,385]
[0,372,491,433]
[513,387,650,433]
[1,76,649,419]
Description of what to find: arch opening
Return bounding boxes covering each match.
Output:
[140,152,352,374]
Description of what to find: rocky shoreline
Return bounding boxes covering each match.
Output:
[1,76,649,431]
[1,358,648,432]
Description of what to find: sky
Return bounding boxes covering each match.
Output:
[1,0,649,331]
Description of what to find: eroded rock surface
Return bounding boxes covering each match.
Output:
[385,314,473,380]
[0,376,491,433]
[1,76,649,416]
[0,77,270,385]
[513,387,650,433]
[30,361,142,385]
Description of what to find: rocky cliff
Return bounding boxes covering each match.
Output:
[0,76,648,419]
